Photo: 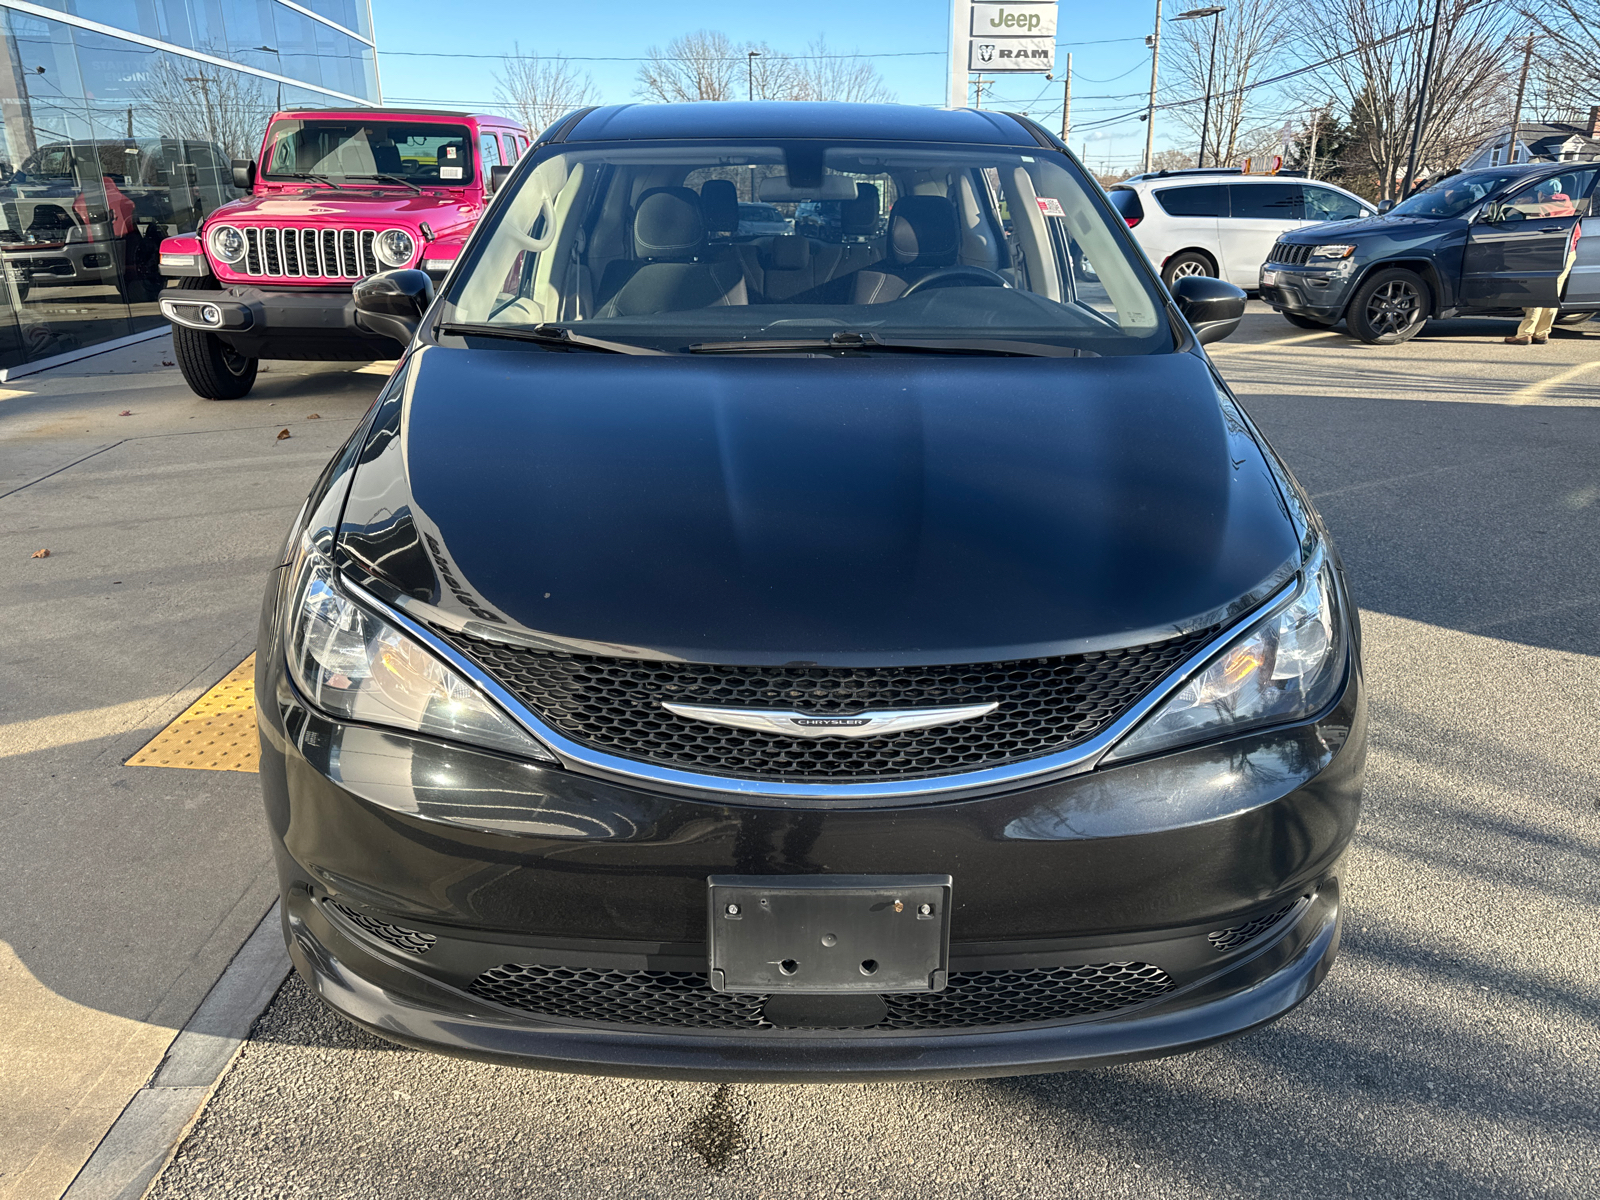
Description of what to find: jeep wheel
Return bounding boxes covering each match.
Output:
[1282,311,1332,330]
[171,277,257,400]
[1347,268,1430,344]
[1161,252,1216,287]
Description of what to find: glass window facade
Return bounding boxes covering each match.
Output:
[0,0,378,369]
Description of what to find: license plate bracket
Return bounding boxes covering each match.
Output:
[707,874,951,994]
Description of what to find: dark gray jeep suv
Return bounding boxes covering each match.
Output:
[1261,164,1600,343]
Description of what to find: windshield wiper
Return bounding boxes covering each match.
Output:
[345,172,424,194]
[437,322,665,355]
[281,172,340,189]
[687,331,1091,357]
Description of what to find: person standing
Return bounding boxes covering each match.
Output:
[1506,180,1580,345]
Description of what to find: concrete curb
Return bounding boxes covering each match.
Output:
[59,902,289,1200]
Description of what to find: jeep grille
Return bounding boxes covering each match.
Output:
[1268,240,1313,267]
[235,227,381,279]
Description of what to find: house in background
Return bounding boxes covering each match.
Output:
[1461,107,1600,169]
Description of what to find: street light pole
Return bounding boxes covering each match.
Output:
[747,50,760,102]
[1399,0,1445,200]
[1143,0,1163,174]
[1175,7,1224,168]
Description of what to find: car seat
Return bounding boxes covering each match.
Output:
[595,187,748,316]
[848,195,960,304]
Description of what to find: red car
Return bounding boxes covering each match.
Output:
[157,107,529,399]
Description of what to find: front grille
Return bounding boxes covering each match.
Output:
[469,962,1174,1030]
[1207,900,1299,953]
[436,629,1217,781]
[1268,240,1313,267]
[328,900,437,955]
[238,226,380,279]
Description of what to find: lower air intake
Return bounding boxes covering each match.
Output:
[1206,900,1300,953]
[468,962,1174,1030]
[328,900,437,955]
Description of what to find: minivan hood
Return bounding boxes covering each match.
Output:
[337,346,1302,665]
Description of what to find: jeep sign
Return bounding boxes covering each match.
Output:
[967,35,1055,71]
[970,3,1058,38]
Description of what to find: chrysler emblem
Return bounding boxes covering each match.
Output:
[660,701,999,739]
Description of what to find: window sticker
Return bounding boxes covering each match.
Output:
[444,145,459,159]
[440,166,463,180]
[1036,196,1066,217]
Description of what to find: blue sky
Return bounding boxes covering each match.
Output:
[368,0,1184,172]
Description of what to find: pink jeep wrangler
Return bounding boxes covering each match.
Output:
[157,107,529,399]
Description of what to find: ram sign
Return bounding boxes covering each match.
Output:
[968,36,1055,71]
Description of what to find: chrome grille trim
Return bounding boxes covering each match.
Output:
[224,226,395,280]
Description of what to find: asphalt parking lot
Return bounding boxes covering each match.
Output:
[7,304,1599,1200]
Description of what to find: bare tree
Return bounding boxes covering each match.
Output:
[636,31,738,102]
[786,39,896,103]
[1518,2,1600,122]
[1150,147,1197,170]
[1295,0,1517,199]
[137,53,273,162]
[1164,0,1293,167]
[495,47,599,136]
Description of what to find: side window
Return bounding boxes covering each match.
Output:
[1303,186,1365,221]
[479,134,502,170]
[501,135,519,163]
[1501,170,1599,218]
[1228,183,1303,221]
[1153,185,1225,218]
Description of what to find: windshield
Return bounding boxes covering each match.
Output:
[1388,171,1527,219]
[262,120,474,186]
[442,139,1171,355]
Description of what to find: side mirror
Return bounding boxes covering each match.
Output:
[231,158,255,190]
[488,164,512,194]
[1376,199,1394,215]
[1171,274,1247,346]
[353,269,434,346]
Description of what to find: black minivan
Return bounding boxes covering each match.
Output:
[258,102,1366,1081]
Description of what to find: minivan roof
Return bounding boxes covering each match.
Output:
[562,102,1042,147]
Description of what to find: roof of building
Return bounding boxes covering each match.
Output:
[1506,120,1600,160]
[561,102,1045,147]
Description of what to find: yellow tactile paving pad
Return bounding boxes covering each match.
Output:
[126,654,260,773]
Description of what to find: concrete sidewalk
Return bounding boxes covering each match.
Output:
[0,337,390,1200]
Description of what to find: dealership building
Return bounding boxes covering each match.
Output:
[0,0,380,372]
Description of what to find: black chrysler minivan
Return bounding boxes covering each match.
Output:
[257,102,1366,1081]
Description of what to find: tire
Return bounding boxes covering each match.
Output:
[1346,267,1431,344]
[1554,312,1592,326]
[171,277,257,400]
[1161,251,1217,287]
[1282,311,1331,329]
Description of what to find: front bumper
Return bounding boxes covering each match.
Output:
[5,241,122,287]
[257,605,1367,1079]
[1259,264,1355,322]
[159,284,403,360]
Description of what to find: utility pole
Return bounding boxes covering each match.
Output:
[1306,106,1321,180]
[1504,34,1534,165]
[972,76,992,108]
[1399,0,1445,200]
[1062,53,1071,143]
[1143,0,1163,174]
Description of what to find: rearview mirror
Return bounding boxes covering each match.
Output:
[1171,274,1247,346]
[353,269,434,346]
[488,164,512,194]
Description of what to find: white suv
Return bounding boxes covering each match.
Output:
[1108,170,1376,289]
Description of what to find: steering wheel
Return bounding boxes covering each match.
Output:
[900,265,1012,296]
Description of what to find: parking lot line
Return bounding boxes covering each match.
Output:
[125,656,259,773]
[1506,358,1600,405]
[1208,330,1343,354]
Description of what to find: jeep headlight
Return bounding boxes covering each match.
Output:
[1308,243,1356,260]
[374,228,416,268]
[1105,549,1345,762]
[208,224,245,263]
[285,541,554,762]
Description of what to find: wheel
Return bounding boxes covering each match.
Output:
[1282,311,1331,329]
[1554,312,1592,326]
[1346,268,1430,344]
[1161,251,1216,287]
[171,277,257,399]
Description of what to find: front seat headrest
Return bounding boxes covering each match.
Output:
[699,179,739,235]
[634,187,705,260]
[888,195,959,268]
[763,235,811,270]
[841,183,880,237]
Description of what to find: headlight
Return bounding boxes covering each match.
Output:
[1308,243,1356,260]
[208,224,245,263]
[1105,552,1345,762]
[374,228,416,267]
[285,543,554,762]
